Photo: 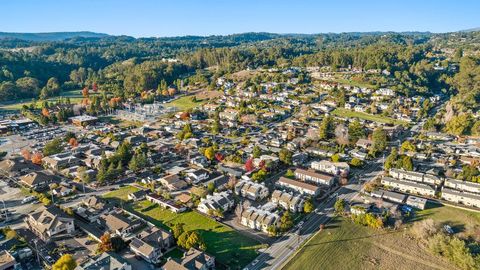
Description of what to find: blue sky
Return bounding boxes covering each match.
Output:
[1,0,479,37]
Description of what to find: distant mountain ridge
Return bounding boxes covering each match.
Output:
[0,31,110,41]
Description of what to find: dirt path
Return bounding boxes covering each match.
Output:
[371,242,453,270]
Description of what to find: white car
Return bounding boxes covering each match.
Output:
[21,196,35,204]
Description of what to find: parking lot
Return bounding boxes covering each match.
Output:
[0,179,42,227]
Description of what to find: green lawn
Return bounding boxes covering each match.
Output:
[103,186,140,201]
[333,108,408,125]
[283,218,454,270]
[330,77,378,89]
[0,89,93,112]
[131,200,263,269]
[414,203,480,229]
[164,96,207,111]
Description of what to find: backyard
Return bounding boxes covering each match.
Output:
[103,186,140,201]
[130,200,264,269]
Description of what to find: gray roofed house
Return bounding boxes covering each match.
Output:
[162,248,215,270]
[75,252,131,270]
[130,227,174,264]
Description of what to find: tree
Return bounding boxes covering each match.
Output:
[348,120,365,144]
[303,198,314,213]
[319,116,333,140]
[285,169,295,178]
[350,158,363,167]
[31,152,43,164]
[5,230,17,240]
[384,147,399,170]
[445,113,473,136]
[331,153,341,162]
[280,211,293,232]
[52,254,77,270]
[402,155,414,171]
[245,158,255,172]
[68,138,78,148]
[371,128,387,155]
[334,198,346,215]
[252,145,262,158]
[172,223,184,239]
[252,169,268,182]
[43,138,64,156]
[204,147,215,161]
[401,141,416,153]
[98,233,113,252]
[279,148,292,165]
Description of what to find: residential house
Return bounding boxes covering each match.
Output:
[405,196,427,210]
[381,177,435,197]
[187,169,209,184]
[75,252,131,270]
[197,191,234,215]
[25,205,75,241]
[98,211,144,238]
[128,190,147,201]
[277,177,320,196]
[441,188,480,208]
[271,190,304,212]
[356,139,372,150]
[158,174,188,191]
[234,181,269,201]
[20,171,59,191]
[146,194,187,213]
[42,152,81,171]
[294,168,334,186]
[310,160,350,176]
[444,178,480,194]
[162,248,215,270]
[240,207,279,233]
[130,227,174,264]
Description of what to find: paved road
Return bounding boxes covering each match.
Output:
[247,161,383,270]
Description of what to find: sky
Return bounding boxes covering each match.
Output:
[1,0,479,37]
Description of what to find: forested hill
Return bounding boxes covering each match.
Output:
[0,31,109,41]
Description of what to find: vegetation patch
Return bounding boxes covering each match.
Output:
[131,200,263,269]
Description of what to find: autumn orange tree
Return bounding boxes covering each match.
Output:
[41,108,50,117]
[31,152,43,164]
[98,233,112,252]
[68,138,78,148]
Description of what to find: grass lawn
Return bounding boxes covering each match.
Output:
[330,77,378,89]
[98,116,144,128]
[283,218,454,270]
[103,186,140,201]
[164,96,207,111]
[130,200,263,269]
[0,89,94,112]
[333,108,408,126]
[413,203,480,231]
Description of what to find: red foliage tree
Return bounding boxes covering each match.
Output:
[215,153,224,162]
[92,82,98,92]
[180,111,190,120]
[245,158,255,172]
